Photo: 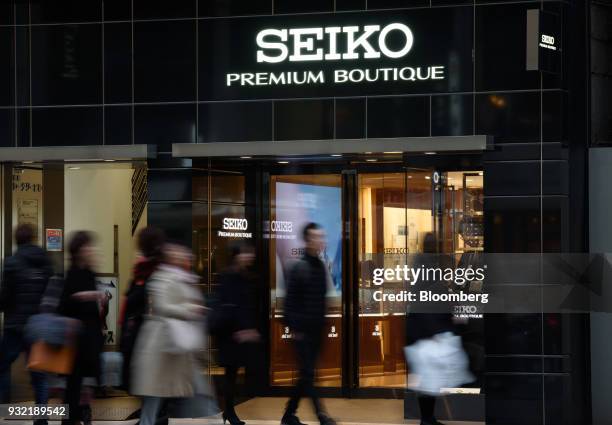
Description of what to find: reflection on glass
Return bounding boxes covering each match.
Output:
[359,172,433,388]
[269,174,343,387]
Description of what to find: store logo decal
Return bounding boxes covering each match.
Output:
[218,217,252,238]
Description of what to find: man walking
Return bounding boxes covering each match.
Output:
[0,224,53,423]
[281,223,336,425]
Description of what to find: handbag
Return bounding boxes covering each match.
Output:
[161,318,205,354]
[404,332,474,395]
[27,341,77,375]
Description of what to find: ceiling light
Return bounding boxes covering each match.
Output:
[425,176,431,180]
[384,151,402,154]
[366,159,378,162]
[424,152,436,155]
[278,161,289,164]
[104,159,115,162]
[331,154,342,157]
[365,151,373,154]
[22,161,34,164]
[240,156,252,159]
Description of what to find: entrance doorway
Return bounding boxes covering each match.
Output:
[262,166,484,395]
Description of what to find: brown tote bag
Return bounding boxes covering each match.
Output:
[28,341,77,375]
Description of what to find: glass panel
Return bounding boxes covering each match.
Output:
[269,174,343,388]
[358,170,433,388]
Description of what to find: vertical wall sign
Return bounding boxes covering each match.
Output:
[526,9,561,74]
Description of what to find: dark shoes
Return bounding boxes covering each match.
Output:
[281,413,307,425]
[318,413,337,425]
[281,412,337,425]
[223,411,246,425]
[421,419,446,425]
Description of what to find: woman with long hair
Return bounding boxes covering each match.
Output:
[60,231,106,425]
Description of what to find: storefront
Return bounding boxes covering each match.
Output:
[0,0,596,423]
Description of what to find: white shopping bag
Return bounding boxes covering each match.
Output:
[404,332,475,395]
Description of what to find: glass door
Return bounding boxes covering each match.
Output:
[357,169,433,388]
[268,174,344,388]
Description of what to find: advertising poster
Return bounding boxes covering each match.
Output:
[17,199,39,240]
[45,229,63,252]
[274,182,342,297]
[96,276,118,345]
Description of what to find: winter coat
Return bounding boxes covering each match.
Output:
[59,266,104,379]
[0,244,53,330]
[283,253,328,333]
[215,268,259,367]
[130,265,205,398]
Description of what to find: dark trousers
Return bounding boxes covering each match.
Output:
[285,329,324,417]
[62,368,84,425]
[223,342,262,415]
[418,395,436,422]
[0,328,49,403]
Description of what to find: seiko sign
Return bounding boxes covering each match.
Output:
[219,218,252,238]
[223,218,249,231]
[199,9,473,101]
[256,24,414,63]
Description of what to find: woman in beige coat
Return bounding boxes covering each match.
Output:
[131,244,206,425]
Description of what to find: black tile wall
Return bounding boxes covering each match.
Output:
[104,23,132,103]
[30,0,102,24]
[0,108,13,147]
[32,107,103,146]
[31,24,102,105]
[0,27,12,107]
[134,103,196,152]
[367,96,429,138]
[199,0,272,17]
[198,101,272,142]
[133,20,196,102]
[133,0,196,20]
[104,105,132,145]
[274,99,334,141]
[273,0,334,14]
[336,98,366,139]
[475,3,541,91]
[103,0,132,21]
[476,92,541,143]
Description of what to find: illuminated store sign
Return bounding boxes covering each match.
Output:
[526,9,561,73]
[255,24,414,63]
[200,8,473,100]
[218,217,252,238]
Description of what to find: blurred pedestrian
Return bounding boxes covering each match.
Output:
[404,232,472,425]
[130,243,207,425]
[213,242,261,425]
[0,224,53,424]
[119,227,166,392]
[59,231,106,425]
[281,223,336,425]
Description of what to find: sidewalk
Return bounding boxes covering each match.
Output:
[1,397,484,425]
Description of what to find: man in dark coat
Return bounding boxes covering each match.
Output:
[281,223,336,425]
[0,224,53,420]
